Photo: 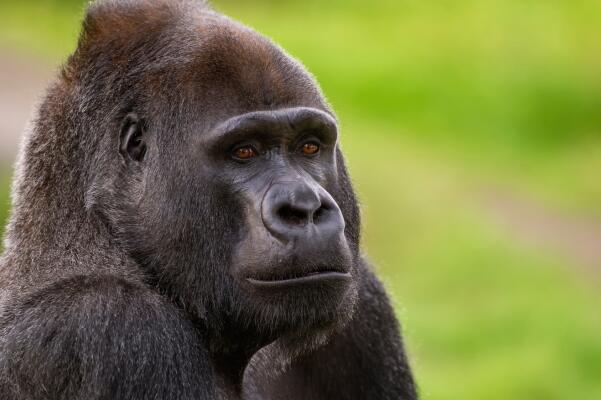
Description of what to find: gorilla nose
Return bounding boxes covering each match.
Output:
[262,181,345,242]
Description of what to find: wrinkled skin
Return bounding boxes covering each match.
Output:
[0,1,417,399]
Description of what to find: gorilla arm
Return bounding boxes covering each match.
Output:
[0,275,216,400]
[244,261,418,400]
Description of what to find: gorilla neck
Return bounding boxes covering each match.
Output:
[4,188,137,282]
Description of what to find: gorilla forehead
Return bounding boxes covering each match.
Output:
[167,21,331,130]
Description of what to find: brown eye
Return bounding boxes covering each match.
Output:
[233,146,258,160]
[234,146,258,160]
[301,142,320,155]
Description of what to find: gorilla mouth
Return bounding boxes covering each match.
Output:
[246,268,351,288]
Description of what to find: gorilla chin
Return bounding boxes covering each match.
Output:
[237,256,357,329]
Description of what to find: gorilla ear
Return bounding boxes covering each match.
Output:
[119,113,147,163]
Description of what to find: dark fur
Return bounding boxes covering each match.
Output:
[0,1,417,399]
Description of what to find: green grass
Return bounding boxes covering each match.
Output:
[1,0,600,399]
[344,131,601,399]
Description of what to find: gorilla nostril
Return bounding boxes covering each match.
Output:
[313,204,328,223]
[277,205,309,226]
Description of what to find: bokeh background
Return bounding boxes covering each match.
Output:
[1,0,600,399]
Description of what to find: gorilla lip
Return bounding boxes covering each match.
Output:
[246,270,351,288]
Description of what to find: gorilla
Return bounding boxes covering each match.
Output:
[0,1,417,399]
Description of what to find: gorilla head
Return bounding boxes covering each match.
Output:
[67,0,361,357]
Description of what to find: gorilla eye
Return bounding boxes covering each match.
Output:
[301,142,320,156]
[232,145,258,160]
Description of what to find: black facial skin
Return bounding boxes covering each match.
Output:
[209,108,351,282]
[0,1,417,399]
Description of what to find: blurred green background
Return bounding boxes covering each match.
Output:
[1,1,600,399]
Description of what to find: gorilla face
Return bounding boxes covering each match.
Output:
[210,108,352,285]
